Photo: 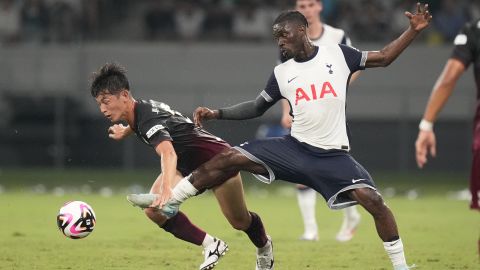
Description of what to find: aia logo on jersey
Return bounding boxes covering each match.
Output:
[295,82,337,105]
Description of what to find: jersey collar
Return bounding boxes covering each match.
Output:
[294,46,319,63]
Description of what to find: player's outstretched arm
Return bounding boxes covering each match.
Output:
[193,94,275,127]
[365,2,432,68]
[415,58,466,168]
[108,124,133,140]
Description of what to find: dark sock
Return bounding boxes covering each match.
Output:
[244,211,268,248]
[386,235,400,242]
[161,211,206,246]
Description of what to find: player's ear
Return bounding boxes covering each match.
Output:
[120,89,129,98]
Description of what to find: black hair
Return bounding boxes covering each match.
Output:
[90,63,130,98]
[273,10,309,28]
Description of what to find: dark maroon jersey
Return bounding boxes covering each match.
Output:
[132,99,230,175]
[451,19,480,150]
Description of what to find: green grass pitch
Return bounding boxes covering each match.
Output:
[0,169,478,269]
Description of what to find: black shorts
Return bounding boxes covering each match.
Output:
[235,135,376,209]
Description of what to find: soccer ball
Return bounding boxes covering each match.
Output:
[57,201,96,239]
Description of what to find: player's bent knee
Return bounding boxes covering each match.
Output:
[216,148,247,170]
[144,208,167,225]
[354,188,385,210]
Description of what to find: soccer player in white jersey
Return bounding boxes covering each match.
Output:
[129,4,432,270]
[281,0,361,242]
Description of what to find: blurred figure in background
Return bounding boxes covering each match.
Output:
[144,0,176,40]
[280,0,361,242]
[47,0,80,43]
[20,0,49,43]
[232,0,269,42]
[415,16,480,259]
[432,0,468,42]
[202,0,233,40]
[0,0,20,45]
[415,18,480,211]
[175,0,205,41]
[80,0,100,41]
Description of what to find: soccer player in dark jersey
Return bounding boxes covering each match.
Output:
[89,63,273,270]
[130,4,431,270]
[414,18,480,255]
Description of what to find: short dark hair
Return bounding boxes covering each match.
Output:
[90,63,130,97]
[273,10,308,28]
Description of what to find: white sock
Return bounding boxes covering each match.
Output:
[383,238,407,269]
[172,175,198,203]
[257,239,271,255]
[344,205,360,220]
[202,234,215,248]
[296,188,318,235]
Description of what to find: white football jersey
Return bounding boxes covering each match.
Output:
[310,24,351,47]
[262,45,367,150]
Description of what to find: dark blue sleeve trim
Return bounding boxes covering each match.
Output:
[264,72,282,102]
[339,44,364,73]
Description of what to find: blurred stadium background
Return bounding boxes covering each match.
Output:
[0,0,479,269]
[0,0,478,171]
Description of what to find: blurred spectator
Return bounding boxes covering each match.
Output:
[0,0,20,45]
[202,0,233,40]
[433,0,468,42]
[20,0,49,43]
[390,0,418,39]
[175,0,205,41]
[47,0,80,43]
[467,0,480,21]
[81,0,101,41]
[232,1,269,41]
[353,0,390,42]
[335,1,356,40]
[0,0,476,45]
[144,0,176,40]
[263,0,289,29]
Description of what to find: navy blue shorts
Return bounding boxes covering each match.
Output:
[234,135,376,209]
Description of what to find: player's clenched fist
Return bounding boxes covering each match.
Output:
[193,107,219,127]
[108,123,133,140]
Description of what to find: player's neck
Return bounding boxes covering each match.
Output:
[307,20,323,40]
[125,98,136,127]
[294,42,317,62]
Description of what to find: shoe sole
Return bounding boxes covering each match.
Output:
[126,194,156,209]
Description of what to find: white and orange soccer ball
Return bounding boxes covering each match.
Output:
[57,201,96,239]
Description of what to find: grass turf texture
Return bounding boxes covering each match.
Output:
[0,169,478,269]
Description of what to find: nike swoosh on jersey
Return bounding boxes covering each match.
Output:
[287,76,299,83]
